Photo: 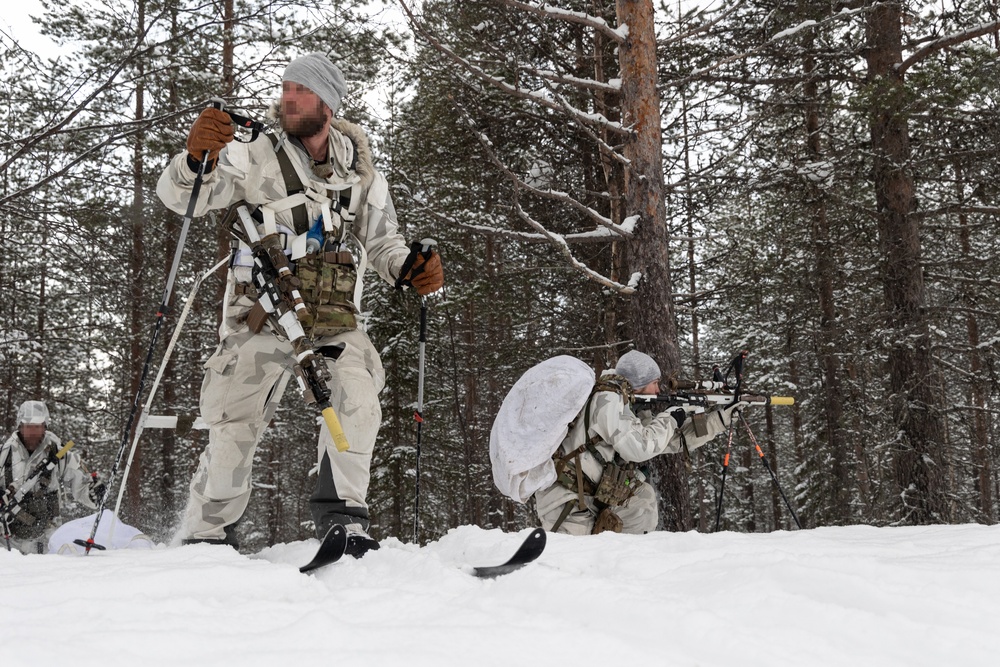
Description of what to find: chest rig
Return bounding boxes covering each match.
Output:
[232,133,365,339]
[1,439,61,539]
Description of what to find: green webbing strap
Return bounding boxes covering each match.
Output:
[551,500,575,533]
[550,378,634,533]
[268,134,309,234]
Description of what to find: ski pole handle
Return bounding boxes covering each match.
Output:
[395,238,439,290]
[417,238,437,256]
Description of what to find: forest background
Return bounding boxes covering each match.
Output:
[2,0,998,550]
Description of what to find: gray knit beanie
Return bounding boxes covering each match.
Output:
[282,53,348,116]
[615,351,661,389]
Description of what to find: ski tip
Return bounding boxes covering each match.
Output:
[471,527,547,579]
[299,525,348,574]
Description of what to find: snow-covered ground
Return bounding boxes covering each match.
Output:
[4,520,998,667]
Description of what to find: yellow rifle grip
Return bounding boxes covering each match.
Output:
[56,441,76,459]
[322,407,350,452]
[770,396,795,406]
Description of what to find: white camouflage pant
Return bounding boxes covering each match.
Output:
[182,325,384,542]
[534,479,659,535]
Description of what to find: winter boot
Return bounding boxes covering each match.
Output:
[181,523,239,550]
[343,522,380,559]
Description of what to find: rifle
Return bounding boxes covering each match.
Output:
[635,379,794,437]
[670,350,801,531]
[1,441,76,551]
[222,203,350,452]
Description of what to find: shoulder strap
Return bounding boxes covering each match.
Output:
[1,441,12,487]
[267,134,309,234]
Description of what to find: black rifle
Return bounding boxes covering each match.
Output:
[1,441,76,551]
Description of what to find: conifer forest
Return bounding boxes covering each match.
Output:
[2,1,999,549]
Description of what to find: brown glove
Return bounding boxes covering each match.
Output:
[404,250,444,295]
[186,107,234,166]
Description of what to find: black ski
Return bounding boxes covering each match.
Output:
[299,524,348,573]
[299,525,547,577]
[472,528,546,578]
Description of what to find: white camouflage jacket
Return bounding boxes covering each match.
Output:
[1,430,95,511]
[156,115,411,336]
[555,389,732,487]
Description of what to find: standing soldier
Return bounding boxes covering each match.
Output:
[156,53,443,555]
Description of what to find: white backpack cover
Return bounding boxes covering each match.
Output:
[48,510,154,555]
[489,355,595,503]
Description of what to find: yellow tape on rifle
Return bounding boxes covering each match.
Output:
[56,441,76,459]
[322,407,350,452]
[770,396,795,406]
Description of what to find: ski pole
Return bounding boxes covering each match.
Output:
[714,416,737,532]
[737,412,802,529]
[76,100,225,554]
[394,238,437,544]
[107,256,228,545]
[413,294,428,544]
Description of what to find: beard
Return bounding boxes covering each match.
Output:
[280,104,327,139]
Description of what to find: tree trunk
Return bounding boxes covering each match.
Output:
[803,45,849,520]
[125,0,147,520]
[865,1,947,523]
[953,162,993,522]
[616,0,688,530]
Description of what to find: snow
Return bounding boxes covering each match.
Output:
[771,20,819,41]
[6,521,997,666]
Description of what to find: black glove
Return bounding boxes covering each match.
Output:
[670,408,687,428]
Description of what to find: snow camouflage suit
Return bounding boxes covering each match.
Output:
[156,113,412,544]
[533,388,733,535]
[1,430,96,553]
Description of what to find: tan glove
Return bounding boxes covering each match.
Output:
[719,401,750,427]
[186,107,234,166]
[404,250,444,295]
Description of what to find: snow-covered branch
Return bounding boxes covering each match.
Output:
[528,68,621,96]
[513,200,636,294]
[898,21,1000,74]
[454,103,634,239]
[497,0,626,44]
[398,0,628,137]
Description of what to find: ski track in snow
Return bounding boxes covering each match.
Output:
[3,524,999,667]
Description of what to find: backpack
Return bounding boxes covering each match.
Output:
[489,356,599,503]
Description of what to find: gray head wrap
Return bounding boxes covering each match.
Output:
[615,351,661,389]
[282,53,348,116]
